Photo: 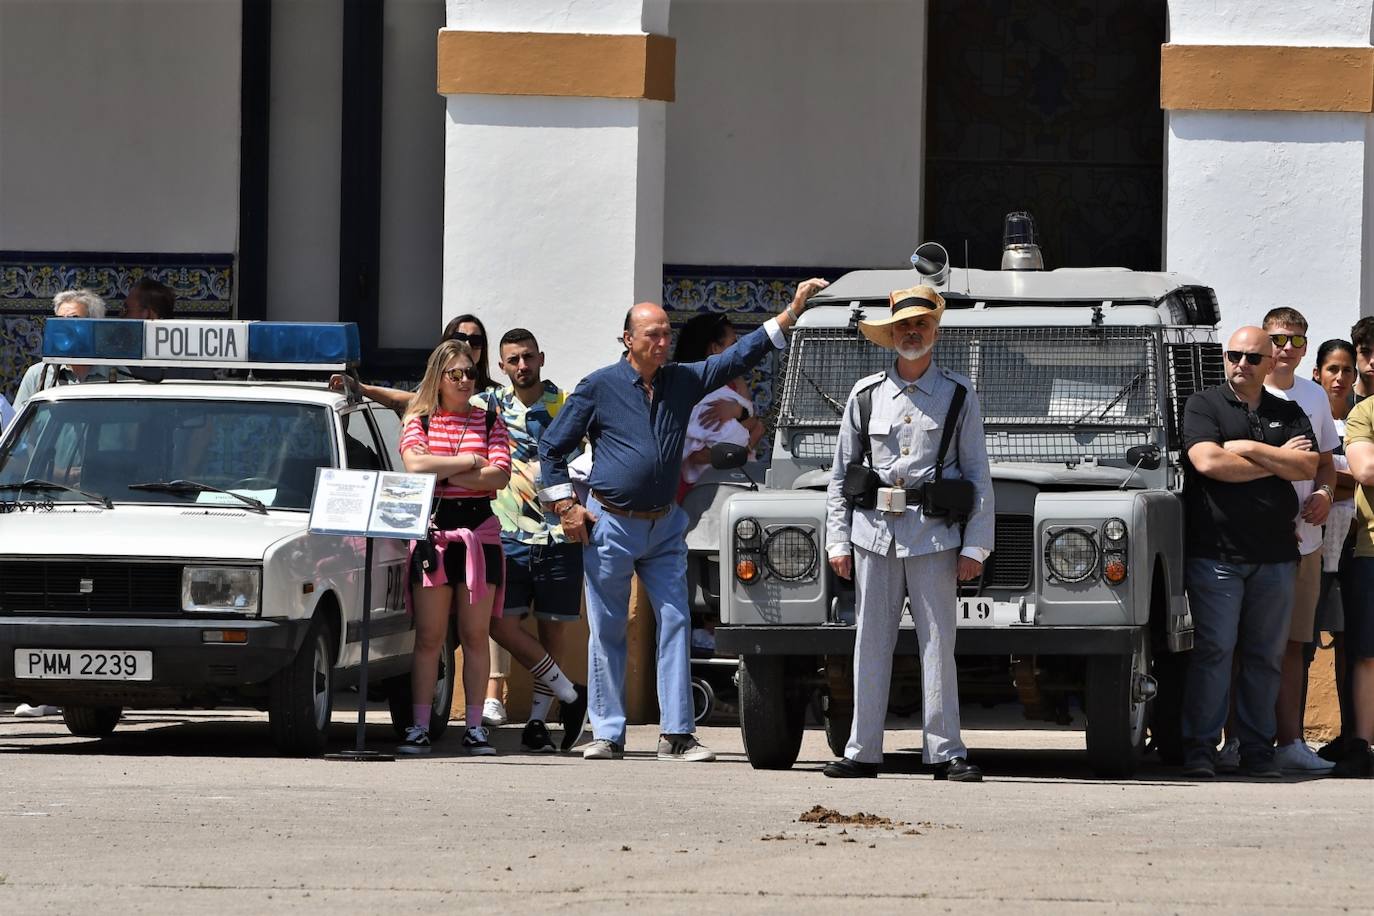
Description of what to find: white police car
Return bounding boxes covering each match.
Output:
[0,319,452,754]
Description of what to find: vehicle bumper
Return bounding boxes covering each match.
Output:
[715,625,1140,656]
[0,616,311,704]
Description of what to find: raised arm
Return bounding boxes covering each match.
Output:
[697,278,829,392]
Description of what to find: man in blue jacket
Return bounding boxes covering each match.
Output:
[538,280,827,761]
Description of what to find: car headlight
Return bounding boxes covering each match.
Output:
[1102,518,1127,543]
[734,517,761,543]
[763,526,818,581]
[182,566,261,614]
[1044,528,1098,583]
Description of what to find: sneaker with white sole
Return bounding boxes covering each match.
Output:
[521,720,556,754]
[397,725,432,755]
[462,725,497,756]
[1216,737,1240,773]
[657,733,716,762]
[13,703,61,718]
[1274,739,1335,773]
[582,738,624,760]
[481,697,508,727]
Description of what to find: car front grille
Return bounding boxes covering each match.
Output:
[0,561,184,615]
[984,515,1033,589]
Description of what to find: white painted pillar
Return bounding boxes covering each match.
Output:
[439,0,671,388]
[1164,0,1374,353]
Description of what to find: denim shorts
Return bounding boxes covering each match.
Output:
[502,541,584,621]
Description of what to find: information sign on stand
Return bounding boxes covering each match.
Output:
[309,469,436,761]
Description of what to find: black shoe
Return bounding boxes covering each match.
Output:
[521,720,556,754]
[1240,756,1283,779]
[1331,739,1373,778]
[397,725,432,755]
[1181,749,1215,779]
[823,757,879,778]
[559,684,589,752]
[934,757,983,782]
[1317,735,1347,762]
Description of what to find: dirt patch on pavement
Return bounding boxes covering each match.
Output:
[798,805,905,828]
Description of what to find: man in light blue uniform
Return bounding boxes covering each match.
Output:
[824,285,994,781]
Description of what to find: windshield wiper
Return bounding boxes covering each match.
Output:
[797,365,846,417]
[128,479,268,514]
[1069,371,1147,427]
[0,478,113,509]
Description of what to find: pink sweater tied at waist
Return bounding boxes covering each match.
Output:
[404,513,505,618]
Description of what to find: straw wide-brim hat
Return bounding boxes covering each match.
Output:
[858,285,946,349]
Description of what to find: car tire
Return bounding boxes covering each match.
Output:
[739,655,805,770]
[691,676,715,724]
[269,615,337,756]
[822,692,852,759]
[61,705,121,738]
[1085,635,1149,779]
[386,622,456,740]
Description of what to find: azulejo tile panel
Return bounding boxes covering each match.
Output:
[0,251,234,401]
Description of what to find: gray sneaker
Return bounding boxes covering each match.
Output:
[657,733,716,762]
[582,738,624,760]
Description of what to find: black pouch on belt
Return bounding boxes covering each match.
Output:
[411,533,439,576]
[920,382,973,523]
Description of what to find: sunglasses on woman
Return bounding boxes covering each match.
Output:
[1225,350,1267,366]
[449,331,486,348]
[443,366,479,382]
[1268,333,1307,349]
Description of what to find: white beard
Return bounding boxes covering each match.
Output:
[896,340,933,361]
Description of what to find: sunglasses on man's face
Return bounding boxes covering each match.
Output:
[442,366,479,382]
[449,331,485,348]
[1269,333,1307,349]
[1225,350,1268,366]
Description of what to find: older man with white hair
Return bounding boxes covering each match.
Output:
[11,288,110,416]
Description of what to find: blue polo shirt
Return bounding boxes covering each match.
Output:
[539,319,784,511]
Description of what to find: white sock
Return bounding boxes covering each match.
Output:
[530,683,555,723]
[530,654,577,703]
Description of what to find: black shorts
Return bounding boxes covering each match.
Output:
[412,498,503,588]
[1344,556,1374,659]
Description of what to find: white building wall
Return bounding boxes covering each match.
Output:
[1165,0,1374,355]
[266,0,343,324]
[0,0,240,253]
[665,0,926,268]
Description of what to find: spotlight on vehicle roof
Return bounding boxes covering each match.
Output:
[910,241,950,288]
[1001,210,1044,271]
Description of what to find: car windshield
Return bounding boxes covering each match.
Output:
[0,398,335,510]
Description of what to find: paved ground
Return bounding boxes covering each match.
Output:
[0,703,1368,914]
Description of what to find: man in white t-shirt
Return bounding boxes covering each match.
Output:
[1262,307,1339,773]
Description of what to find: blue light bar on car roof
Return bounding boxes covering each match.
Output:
[42,319,361,370]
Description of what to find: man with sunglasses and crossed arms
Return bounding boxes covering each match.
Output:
[1258,308,1339,773]
[1179,326,1318,778]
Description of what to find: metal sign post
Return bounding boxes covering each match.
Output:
[325,535,390,761]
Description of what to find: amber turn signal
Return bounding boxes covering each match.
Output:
[1103,558,1127,584]
[736,558,760,583]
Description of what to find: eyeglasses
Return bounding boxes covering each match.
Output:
[442,367,479,382]
[449,331,485,348]
[1269,333,1307,349]
[1225,350,1267,366]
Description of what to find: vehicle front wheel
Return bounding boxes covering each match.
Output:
[269,615,337,756]
[386,622,456,739]
[739,655,805,770]
[62,705,122,737]
[1085,634,1150,779]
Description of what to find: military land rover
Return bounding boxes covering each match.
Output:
[686,222,1224,777]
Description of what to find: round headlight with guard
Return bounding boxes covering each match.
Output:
[734,517,760,542]
[1044,528,1099,583]
[763,526,817,581]
[1102,518,1127,542]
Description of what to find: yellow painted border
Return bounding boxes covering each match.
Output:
[1161,44,1374,112]
[437,30,675,102]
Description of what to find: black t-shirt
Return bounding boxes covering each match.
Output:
[1182,384,1315,563]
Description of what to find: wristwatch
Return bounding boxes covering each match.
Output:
[1318,484,1335,501]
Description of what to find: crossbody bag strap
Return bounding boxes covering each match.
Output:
[932,382,967,480]
[856,379,881,468]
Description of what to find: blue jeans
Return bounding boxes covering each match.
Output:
[582,497,693,744]
[1182,557,1295,762]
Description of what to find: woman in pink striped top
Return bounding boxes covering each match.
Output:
[397,338,512,755]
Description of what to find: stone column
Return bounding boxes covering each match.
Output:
[440,0,673,728]
[1162,0,1374,350]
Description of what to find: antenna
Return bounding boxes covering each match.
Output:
[964,239,970,293]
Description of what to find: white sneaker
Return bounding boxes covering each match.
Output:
[481,697,508,727]
[1216,737,1240,772]
[1274,740,1335,773]
[14,703,60,718]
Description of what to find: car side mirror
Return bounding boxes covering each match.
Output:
[1125,444,1161,471]
[710,442,748,470]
